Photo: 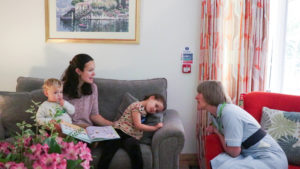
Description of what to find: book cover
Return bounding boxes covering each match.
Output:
[60,122,120,144]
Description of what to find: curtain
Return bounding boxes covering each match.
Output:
[197,0,270,168]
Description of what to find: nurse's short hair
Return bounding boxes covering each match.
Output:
[197,80,231,106]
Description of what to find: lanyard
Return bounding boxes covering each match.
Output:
[216,102,226,132]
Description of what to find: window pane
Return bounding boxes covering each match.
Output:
[283,0,300,95]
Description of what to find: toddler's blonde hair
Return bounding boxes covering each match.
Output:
[43,78,63,90]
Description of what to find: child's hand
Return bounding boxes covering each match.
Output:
[50,119,57,124]
[58,99,64,106]
[206,125,218,135]
[155,122,163,130]
[49,120,61,130]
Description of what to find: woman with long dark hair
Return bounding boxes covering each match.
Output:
[62,53,113,128]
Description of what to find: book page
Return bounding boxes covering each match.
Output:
[60,122,91,143]
[86,126,120,141]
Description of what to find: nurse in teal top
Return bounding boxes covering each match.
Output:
[196,80,288,169]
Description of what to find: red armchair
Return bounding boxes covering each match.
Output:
[203,92,300,169]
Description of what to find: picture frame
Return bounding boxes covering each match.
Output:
[45,0,140,43]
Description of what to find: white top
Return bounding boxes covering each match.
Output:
[36,100,75,125]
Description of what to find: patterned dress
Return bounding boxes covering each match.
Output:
[113,101,147,140]
[210,104,288,169]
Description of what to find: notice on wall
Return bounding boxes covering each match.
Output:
[181,47,193,64]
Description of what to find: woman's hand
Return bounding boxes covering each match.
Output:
[90,114,113,126]
[206,125,218,135]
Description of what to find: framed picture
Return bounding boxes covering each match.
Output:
[45,0,140,43]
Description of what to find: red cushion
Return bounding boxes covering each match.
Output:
[289,165,300,169]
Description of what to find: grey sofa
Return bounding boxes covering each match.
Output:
[0,76,185,169]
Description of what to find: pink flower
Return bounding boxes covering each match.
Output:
[23,136,32,147]
[55,136,63,144]
[78,143,92,162]
[39,153,57,168]
[0,136,91,168]
[0,162,4,168]
[56,157,67,169]
[32,161,46,169]
[0,142,13,155]
[27,143,48,160]
[4,162,26,169]
[61,142,80,160]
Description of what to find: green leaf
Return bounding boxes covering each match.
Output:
[44,137,61,154]
[24,129,34,136]
[67,159,84,169]
[63,135,78,143]
[25,124,32,128]
[0,158,9,163]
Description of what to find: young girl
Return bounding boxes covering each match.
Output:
[98,94,167,169]
[36,78,75,130]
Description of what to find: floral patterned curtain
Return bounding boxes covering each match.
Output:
[197,0,270,168]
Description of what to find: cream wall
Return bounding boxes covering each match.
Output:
[0,0,200,153]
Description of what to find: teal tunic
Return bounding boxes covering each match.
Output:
[210,104,288,169]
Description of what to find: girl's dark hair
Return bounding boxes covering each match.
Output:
[144,94,167,111]
[62,53,94,98]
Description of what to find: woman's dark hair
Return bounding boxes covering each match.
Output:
[144,94,167,111]
[62,53,94,98]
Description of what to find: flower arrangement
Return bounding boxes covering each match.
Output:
[0,101,92,169]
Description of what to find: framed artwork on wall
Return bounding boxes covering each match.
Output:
[45,0,140,43]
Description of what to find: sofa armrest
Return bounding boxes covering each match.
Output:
[151,109,185,169]
[205,134,223,169]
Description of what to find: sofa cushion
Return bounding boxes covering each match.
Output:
[0,90,46,139]
[115,92,138,121]
[30,89,47,102]
[94,78,167,121]
[16,76,44,92]
[261,107,300,165]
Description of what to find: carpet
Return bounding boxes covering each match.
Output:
[189,165,200,169]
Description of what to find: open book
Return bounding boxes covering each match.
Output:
[60,122,120,144]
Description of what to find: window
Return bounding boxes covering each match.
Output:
[267,0,300,95]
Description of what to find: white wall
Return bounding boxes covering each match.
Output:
[0,0,200,153]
